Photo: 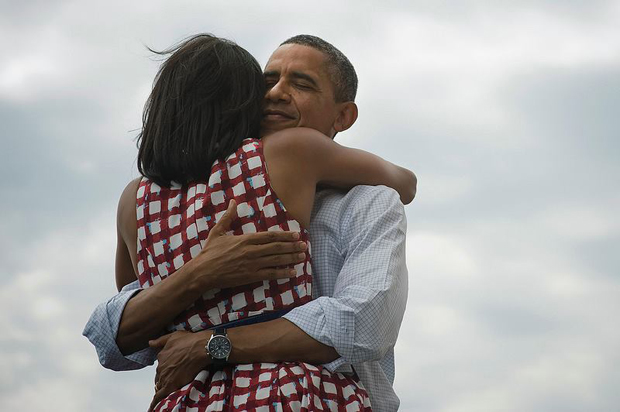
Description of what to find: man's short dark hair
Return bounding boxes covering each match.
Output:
[281,35,358,103]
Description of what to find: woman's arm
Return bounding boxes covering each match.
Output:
[267,128,417,204]
[115,178,141,291]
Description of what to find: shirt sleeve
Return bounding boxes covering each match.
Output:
[82,280,158,371]
[283,186,408,372]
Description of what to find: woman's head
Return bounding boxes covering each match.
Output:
[137,34,265,186]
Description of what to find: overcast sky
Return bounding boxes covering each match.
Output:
[1,1,619,411]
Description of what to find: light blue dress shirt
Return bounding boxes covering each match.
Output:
[84,185,408,411]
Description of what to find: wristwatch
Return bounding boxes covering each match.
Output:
[205,327,231,365]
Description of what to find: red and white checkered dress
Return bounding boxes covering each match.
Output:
[136,138,372,411]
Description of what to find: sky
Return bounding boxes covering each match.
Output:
[1,1,619,411]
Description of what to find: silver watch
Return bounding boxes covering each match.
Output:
[205,327,231,365]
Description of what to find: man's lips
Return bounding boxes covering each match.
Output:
[263,109,296,122]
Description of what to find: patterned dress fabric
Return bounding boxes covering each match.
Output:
[136,138,372,411]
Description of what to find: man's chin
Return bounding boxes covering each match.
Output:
[260,121,295,137]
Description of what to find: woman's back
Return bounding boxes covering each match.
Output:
[136,138,313,331]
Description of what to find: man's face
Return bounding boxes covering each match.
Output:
[261,44,340,138]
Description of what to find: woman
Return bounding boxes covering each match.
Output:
[115,34,415,411]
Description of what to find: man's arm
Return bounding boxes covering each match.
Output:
[228,186,407,367]
[152,186,406,387]
[126,185,407,407]
[120,199,310,354]
[83,199,308,369]
[83,280,155,370]
[282,186,408,368]
[89,185,407,397]
[146,316,340,409]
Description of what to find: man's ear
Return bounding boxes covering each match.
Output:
[333,102,358,133]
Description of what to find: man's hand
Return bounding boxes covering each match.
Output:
[148,330,212,411]
[187,199,309,292]
[147,320,339,411]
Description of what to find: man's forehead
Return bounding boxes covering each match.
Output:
[264,44,328,77]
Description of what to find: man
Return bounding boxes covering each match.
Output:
[84,34,410,411]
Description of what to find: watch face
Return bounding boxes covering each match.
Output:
[208,335,231,360]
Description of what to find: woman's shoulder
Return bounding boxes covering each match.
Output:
[261,127,329,156]
[116,177,142,240]
[118,177,148,225]
[118,177,142,208]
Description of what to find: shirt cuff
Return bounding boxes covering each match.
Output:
[283,302,354,375]
[83,285,157,370]
[322,357,353,374]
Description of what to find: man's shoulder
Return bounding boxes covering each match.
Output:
[347,184,401,204]
[317,185,401,209]
[314,185,404,224]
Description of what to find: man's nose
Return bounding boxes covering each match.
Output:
[265,80,291,103]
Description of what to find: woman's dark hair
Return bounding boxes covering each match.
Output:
[137,34,265,186]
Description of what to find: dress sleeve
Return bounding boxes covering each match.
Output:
[283,187,408,372]
[82,280,158,371]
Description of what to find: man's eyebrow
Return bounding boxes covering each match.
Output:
[263,70,279,78]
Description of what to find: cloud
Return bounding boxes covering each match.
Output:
[397,218,620,410]
[0,209,157,411]
[1,1,619,411]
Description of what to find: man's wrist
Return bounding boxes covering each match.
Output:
[224,318,339,365]
[205,328,232,365]
[179,259,214,296]
[193,330,214,367]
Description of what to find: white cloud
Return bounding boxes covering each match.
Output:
[354,6,620,149]
[0,55,58,100]
[534,200,620,242]
[397,202,620,410]
[2,1,619,411]
[414,174,475,206]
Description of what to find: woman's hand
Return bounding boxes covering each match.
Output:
[148,330,212,411]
